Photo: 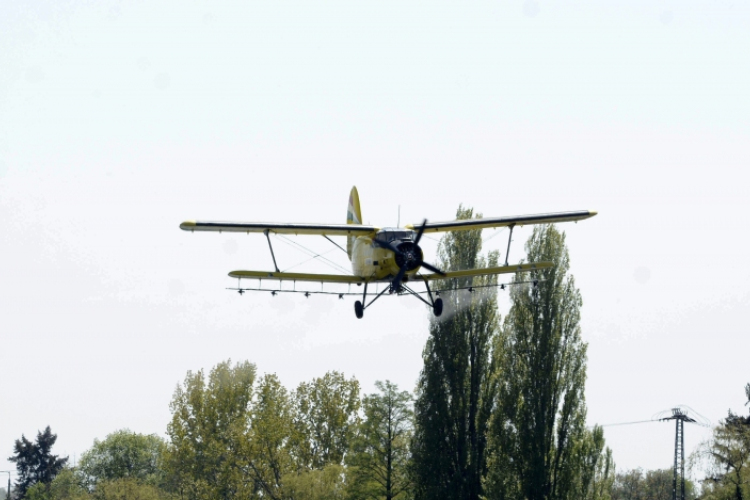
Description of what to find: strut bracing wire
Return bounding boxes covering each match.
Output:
[273,234,352,275]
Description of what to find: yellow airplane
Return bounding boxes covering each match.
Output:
[180,187,597,318]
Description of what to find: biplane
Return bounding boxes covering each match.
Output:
[180,187,596,318]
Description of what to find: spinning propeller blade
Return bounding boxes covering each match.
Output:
[374,220,446,292]
[419,261,445,275]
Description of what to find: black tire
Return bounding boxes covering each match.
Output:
[433,297,443,317]
[354,300,364,319]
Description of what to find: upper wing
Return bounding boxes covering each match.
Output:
[420,262,553,281]
[181,221,377,237]
[405,210,597,233]
[229,270,369,284]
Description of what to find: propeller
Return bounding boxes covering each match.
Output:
[372,219,446,292]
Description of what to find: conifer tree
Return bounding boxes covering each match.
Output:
[9,426,68,498]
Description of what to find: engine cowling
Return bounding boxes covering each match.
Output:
[394,241,424,272]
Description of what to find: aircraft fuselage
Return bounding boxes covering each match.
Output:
[351,228,423,282]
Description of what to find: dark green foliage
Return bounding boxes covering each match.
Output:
[348,381,413,500]
[412,206,500,500]
[486,224,594,500]
[9,426,68,498]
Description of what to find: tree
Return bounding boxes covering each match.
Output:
[587,439,615,500]
[610,468,694,500]
[164,359,257,500]
[292,371,361,470]
[282,465,347,500]
[485,224,595,500]
[694,384,750,500]
[78,430,167,488]
[91,478,175,500]
[348,380,413,500]
[9,426,68,498]
[24,469,89,500]
[242,373,296,499]
[412,206,500,500]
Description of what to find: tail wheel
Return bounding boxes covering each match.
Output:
[354,300,364,319]
[433,297,443,317]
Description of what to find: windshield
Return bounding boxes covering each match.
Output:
[375,228,414,242]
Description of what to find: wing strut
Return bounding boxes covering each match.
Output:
[323,235,348,255]
[264,230,280,273]
[504,224,515,267]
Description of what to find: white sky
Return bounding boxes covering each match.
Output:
[1,0,749,479]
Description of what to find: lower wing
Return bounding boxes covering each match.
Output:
[229,270,369,284]
[419,262,553,281]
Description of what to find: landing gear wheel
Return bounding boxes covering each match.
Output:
[354,300,364,319]
[433,298,443,317]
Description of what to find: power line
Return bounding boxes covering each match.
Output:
[600,419,658,427]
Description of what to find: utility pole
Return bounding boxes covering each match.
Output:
[660,408,697,500]
[0,471,10,500]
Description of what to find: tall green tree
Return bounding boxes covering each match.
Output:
[78,430,167,488]
[9,426,68,498]
[243,373,296,499]
[164,359,257,500]
[586,435,615,500]
[292,371,361,470]
[412,206,500,500]
[347,380,413,500]
[577,426,614,500]
[485,224,593,500]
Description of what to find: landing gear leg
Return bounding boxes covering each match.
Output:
[355,282,368,319]
[421,276,444,317]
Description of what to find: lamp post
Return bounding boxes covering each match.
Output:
[0,471,10,500]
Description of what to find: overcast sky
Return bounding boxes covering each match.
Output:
[1,0,749,480]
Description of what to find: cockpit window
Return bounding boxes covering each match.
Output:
[375,229,414,242]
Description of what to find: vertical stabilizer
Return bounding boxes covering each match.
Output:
[346,186,362,259]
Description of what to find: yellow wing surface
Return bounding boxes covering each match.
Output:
[229,262,552,285]
[405,210,597,233]
[229,270,369,284]
[419,262,553,281]
[180,221,377,237]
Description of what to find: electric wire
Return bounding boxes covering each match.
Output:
[599,419,658,427]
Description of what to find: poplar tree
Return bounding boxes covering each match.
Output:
[485,224,592,500]
[411,206,500,500]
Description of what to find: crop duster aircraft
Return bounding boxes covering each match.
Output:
[180,187,597,318]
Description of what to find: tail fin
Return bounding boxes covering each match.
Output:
[346,186,363,259]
